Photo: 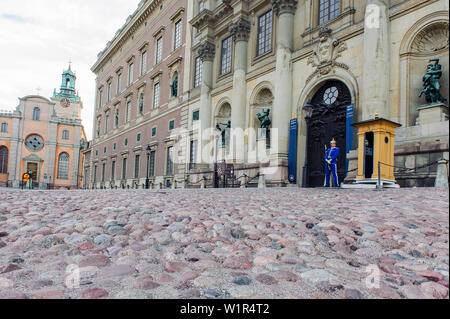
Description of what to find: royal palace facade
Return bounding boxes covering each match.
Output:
[0,66,87,189]
[83,0,449,189]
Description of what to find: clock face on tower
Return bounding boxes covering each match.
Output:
[25,135,45,152]
[60,98,71,108]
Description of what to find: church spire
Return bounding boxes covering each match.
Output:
[52,62,80,102]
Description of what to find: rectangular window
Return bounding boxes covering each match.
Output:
[190,139,198,169]
[111,160,115,181]
[169,120,175,131]
[134,155,140,178]
[137,133,141,142]
[1,123,7,133]
[174,20,182,50]
[149,150,155,177]
[220,36,232,75]
[193,110,200,122]
[128,62,134,86]
[166,146,174,175]
[124,138,128,146]
[156,37,163,64]
[122,158,127,180]
[153,82,160,108]
[94,165,97,183]
[257,10,273,56]
[113,143,117,151]
[141,51,147,76]
[98,89,103,108]
[117,73,122,94]
[319,0,340,25]
[152,127,157,137]
[105,114,109,133]
[104,146,107,154]
[107,82,112,102]
[126,101,131,122]
[101,163,106,182]
[194,56,203,88]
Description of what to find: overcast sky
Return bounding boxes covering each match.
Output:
[0,0,141,140]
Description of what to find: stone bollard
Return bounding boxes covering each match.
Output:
[200,178,207,189]
[435,160,449,188]
[240,175,248,189]
[258,174,266,189]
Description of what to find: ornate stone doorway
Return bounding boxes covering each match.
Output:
[306,80,351,187]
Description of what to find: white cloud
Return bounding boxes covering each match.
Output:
[0,0,141,140]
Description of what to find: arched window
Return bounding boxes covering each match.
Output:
[57,153,69,180]
[33,107,40,121]
[66,78,70,88]
[62,130,69,140]
[0,146,8,174]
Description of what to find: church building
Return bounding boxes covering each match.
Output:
[0,65,87,189]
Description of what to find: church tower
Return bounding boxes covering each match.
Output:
[51,63,82,119]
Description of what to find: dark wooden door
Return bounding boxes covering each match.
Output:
[307,81,351,187]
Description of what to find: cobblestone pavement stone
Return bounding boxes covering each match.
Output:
[0,188,448,299]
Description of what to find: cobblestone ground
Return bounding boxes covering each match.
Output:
[0,188,448,299]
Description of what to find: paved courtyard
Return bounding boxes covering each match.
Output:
[0,187,448,299]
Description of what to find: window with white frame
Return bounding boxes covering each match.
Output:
[149,150,155,177]
[128,62,134,86]
[107,82,112,102]
[257,10,273,56]
[153,82,160,108]
[174,20,182,50]
[62,130,69,140]
[134,154,140,178]
[1,123,8,133]
[156,37,163,64]
[33,107,40,121]
[126,100,131,122]
[166,146,174,175]
[98,90,103,108]
[111,160,115,181]
[189,139,198,169]
[194,56,202,88]
[105,114,109,133]
[117,73,122,94]
[141,51,147,76]
[114,107,119,128]
[220,36,232,75]
[319,0,340,25]
[138,92,144,115]
[101,163,106,182]
[122,157,127,180]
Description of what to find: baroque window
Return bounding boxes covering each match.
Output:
[126,101,131,122]
[153,82,160,108]
[111,160,116,181]
[134,154,140,178]
[194,56,202,88]
[0,146,8,174]
[319,0,340,25]
[141,51,147,76]
[57,153,69,180]
[156,37,163,64]
[257,10,273,56]
[220,36,232,75]
[166,146,174,175]
[128,62,134,86]
[189,140,197,170]
[174,20,182,50]
[33,107,40,121]
[149,150,155,177]
[139,93,144,115]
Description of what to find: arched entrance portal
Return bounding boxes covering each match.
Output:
[306,80,351,187]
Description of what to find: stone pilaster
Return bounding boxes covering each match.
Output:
[230,18,250,164]
[44,120,58,185]
[362,0,390,120]
[197,41,216,166]
[270,0,297,167]
[8,114,21,183]
[70,125,82,187]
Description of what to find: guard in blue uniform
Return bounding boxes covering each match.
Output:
[324,138,340,187]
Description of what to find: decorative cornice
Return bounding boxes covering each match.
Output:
[198,41,216,62]
[167,56,183,68]
[230,18,251,42]
[271,0,298,16]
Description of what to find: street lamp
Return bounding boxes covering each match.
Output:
[145,145,151,189]
[214,124,221,188]
[302,101,313,188]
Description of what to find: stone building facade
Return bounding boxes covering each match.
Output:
[0,65,87,189]
[83,0,190,189]
[83,0,449,189]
